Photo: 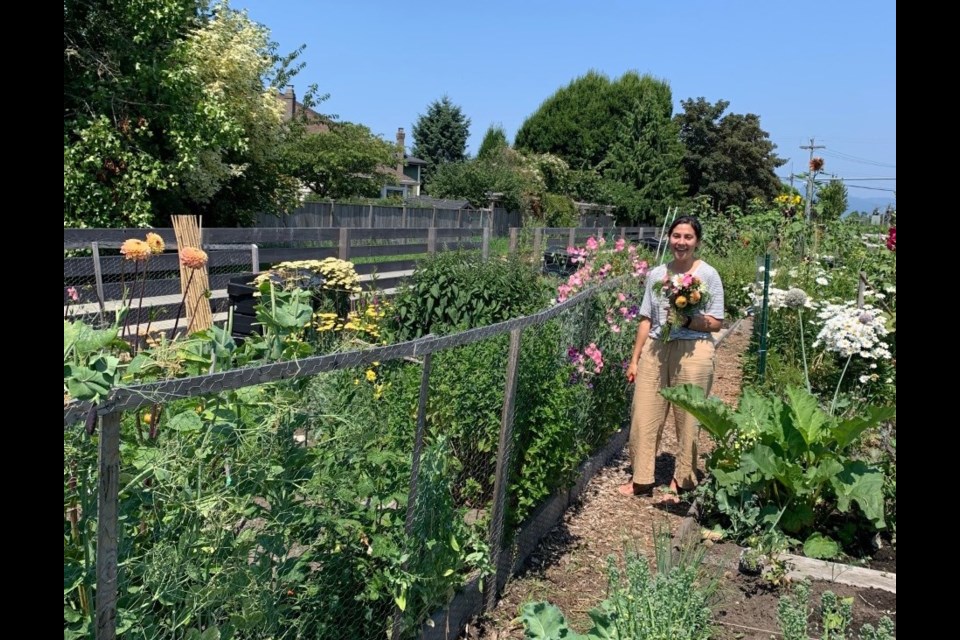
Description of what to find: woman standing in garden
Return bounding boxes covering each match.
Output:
[617,216,725,503]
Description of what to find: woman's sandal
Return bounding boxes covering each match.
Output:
[617,482,655,497]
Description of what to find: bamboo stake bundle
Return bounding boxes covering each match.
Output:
[171,215,212,334]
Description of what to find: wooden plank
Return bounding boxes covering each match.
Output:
[65,251,254,278]
[349,243,429,259]
[96,412,121,640]
[350,227,429,241]
[64,228,178,249]
[354,260,419,276]
[204,227,339,244]
[778,553,896,593]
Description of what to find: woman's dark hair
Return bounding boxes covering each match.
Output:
[668,215,703,241]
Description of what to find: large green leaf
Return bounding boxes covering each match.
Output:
[832,461,886,528]
[780,502,815,533]
[743,444,782,480]
[520,602,585,639]
[803,533,840,559]
[168,411,203,433]
[660,384,736,440]
[785,386,831,447]
[64,355,118,401]
[833,406,896,450]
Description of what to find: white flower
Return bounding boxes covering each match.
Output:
[813,302,892,361]
[816,277,829,286]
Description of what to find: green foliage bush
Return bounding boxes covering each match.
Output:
[388,252,549,341]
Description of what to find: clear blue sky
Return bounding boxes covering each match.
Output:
[234,0,896,210]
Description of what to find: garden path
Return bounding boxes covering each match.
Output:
[465,319,754,639]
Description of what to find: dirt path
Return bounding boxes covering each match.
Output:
[466,319,753,639]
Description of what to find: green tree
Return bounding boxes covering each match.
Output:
[816,179,849,221]
[428,160,526,212]
[283,121,395,199]
[64,0,304,227]
[599,93,684,224]
[412,95,471,187]
[514,70,672,170]
[477,124,510,160]
[675,97,786,212]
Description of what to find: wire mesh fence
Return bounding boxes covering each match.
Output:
[64,242,257,333]
[64,228,645,639]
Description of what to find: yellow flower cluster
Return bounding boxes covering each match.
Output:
[312,302,388,340]
[255,259,363,294]
[774,194,802,207]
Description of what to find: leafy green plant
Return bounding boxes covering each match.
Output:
[777,581,895,640]
[661,384,894,553]
[389,251,548,340]
[520,531,715,640]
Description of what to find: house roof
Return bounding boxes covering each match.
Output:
[404,155,428,166]
[404,196,474,210]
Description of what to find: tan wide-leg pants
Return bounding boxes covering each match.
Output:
[628,338,716,489]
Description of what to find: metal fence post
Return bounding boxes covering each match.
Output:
[392,353,434,639]
[250,244,260,274]
[482,226,491,261]
[509,228,518,255]
[339,228,351,261]
[757,254,772,383]
[486,328,522,611]
[96,411,121,640]
[91,241,106,322]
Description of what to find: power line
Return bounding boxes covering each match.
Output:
[822,148,896,169]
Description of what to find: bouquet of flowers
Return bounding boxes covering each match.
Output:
[653,272,711,341]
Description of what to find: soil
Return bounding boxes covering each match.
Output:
[461,318,897,639]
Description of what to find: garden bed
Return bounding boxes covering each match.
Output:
[705,541,896,639]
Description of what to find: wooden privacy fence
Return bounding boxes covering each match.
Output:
[64,226,660,337]
[256,202,522,237]
[63,279,618,640]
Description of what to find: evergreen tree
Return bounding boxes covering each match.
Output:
[412,95,471,187]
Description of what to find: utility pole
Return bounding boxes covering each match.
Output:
[801,138,826,221]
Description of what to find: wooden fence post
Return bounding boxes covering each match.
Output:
[96,411,121,640]
[431,206,437,228]
[482,226,491,260]
[457,208,462,227]
[486,328,523,611]
[339,227,351,260]
[568,228,576,248]
[427,227,437,254]
[402,204,408,228]
[368,203,374,228]
[509,228,518,255]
